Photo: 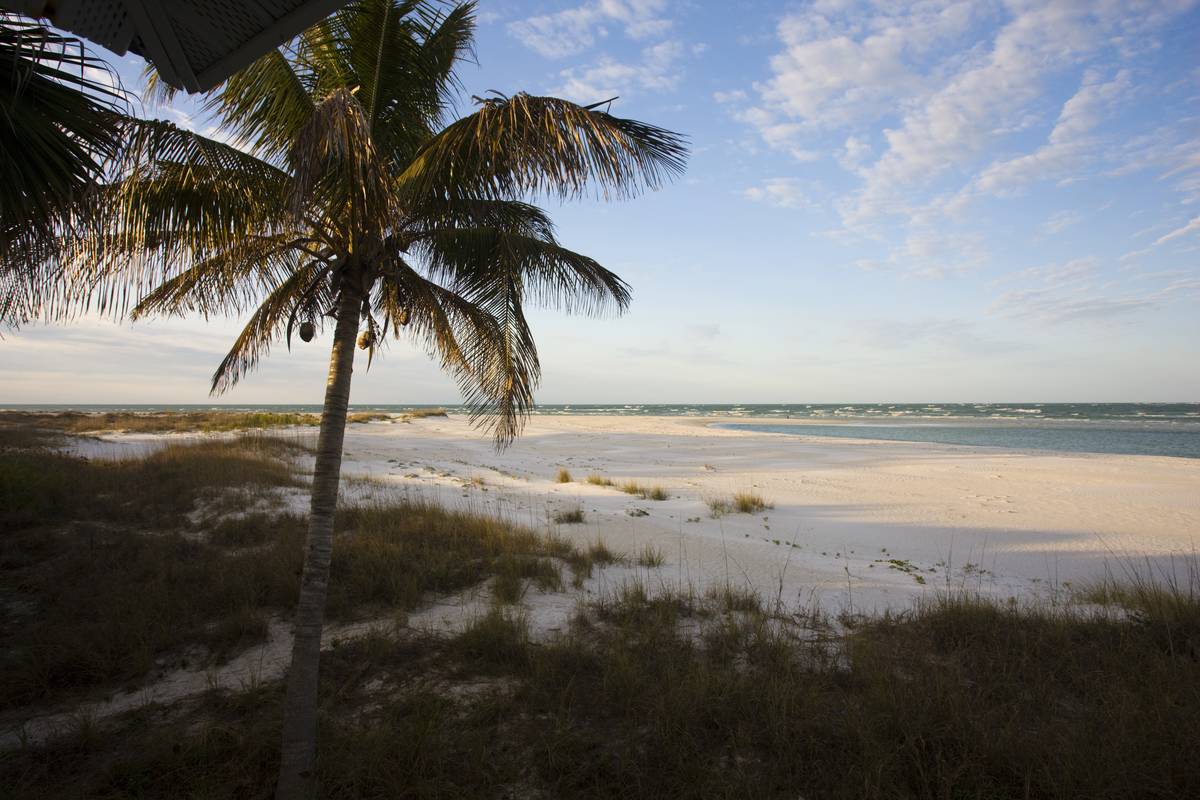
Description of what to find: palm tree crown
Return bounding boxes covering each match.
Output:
[34,0,685,443]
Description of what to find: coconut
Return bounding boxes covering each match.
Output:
[398,307,410,326]
[299,321,315,342]
[357,330,375,350]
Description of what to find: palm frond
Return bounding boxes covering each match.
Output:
[0,16,128,315]
[291,88,393,242]
[400,92,688,202]
[408,197,556,242]
[210,261,333,393]
[378,256,536,445]
[200,47,315,163]
[27,119,295,321]
[130,235,322,320]
[419,227,631,315]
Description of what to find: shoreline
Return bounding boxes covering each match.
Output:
[329,414,1199,611]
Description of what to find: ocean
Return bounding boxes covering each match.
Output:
[6,403,1200,459]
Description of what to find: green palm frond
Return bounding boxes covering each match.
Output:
[0,17,127,243]
[409,197,557,241]
[199,48,314,163]
[401,92,688,203]
[130,234,325,320]
[0,16,128,321]
[26,119,295,321]
[419,227,630,315]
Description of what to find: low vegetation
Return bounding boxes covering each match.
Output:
[0,410,323,434]
[618,480,669,501]
[2,420,1196,798]
[585,473,614,486]
[635,543,666,568]
[398,407,447,420]
[4,578,1196,799]
[707,490,773,516]
[0,410,401,436]
[0,427,604,711]
[555,468,572,483]
[552,507,585,524]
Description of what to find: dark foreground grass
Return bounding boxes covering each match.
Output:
[4,584,1198,799]
[3,421,1197,798]
[0,430,606,711]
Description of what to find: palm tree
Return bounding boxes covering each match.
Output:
[14,1,686,795]
[0,14,126,320]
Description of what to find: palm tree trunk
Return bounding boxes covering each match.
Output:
[275,279,362,799]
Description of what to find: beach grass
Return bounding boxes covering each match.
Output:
[552,507,585,524]
[0,410,324,434]
[0,431,604,710]
[618,480,669,500]
[555,467,572,483]
[585,473,614,486]
[635,543,666,568]
[5,580,1197,799]
[707,490,773,516]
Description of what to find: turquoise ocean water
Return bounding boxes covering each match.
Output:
[6,403,1200,459]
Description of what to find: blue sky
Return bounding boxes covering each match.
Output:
[4,0,1199,404]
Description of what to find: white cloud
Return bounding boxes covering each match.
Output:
[990,278,1200,324]
[1042,210,1084,235]
[735,1,1196,233]
[1153,216,1200,246]
[958,69,1133,203]
[895,229,988,279]
[554,40,685,102]
[743,178,809,208]
[754,1,982,129]
[838,135,871,171]
[712,89,746,104]
[846,4,1144,225]
[989,253,1200,324]
[508,0,672,58]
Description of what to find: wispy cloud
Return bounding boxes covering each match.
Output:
[1042,210,1084,235]
[508,0,672,59]
[742,177,809,208]
[730,0,1196,238]
[848,318,1023,357]
[553,40,685,102]
[1153,216,1200,246]
[990,276,1200,325]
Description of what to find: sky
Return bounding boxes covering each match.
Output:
[4,0,1200,405]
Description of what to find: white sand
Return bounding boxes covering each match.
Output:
[338,413,1200,612]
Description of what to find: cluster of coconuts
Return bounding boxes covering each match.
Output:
[296,307,408,348]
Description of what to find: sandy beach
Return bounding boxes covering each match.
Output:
[317,413,1200,613]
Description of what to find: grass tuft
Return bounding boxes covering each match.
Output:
[635,544,666,568]
[707,490,773,516]
[618,480,669,500]
[555,468,572,483]
[552,507,585,525]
